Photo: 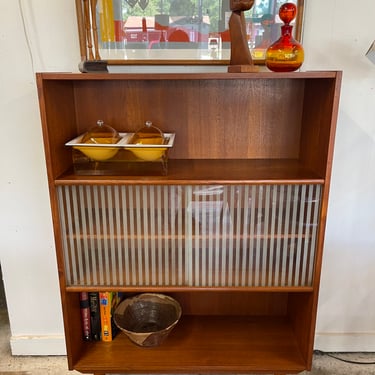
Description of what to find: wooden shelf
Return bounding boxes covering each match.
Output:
[66,229,314,242]
[37,70,340,81]
[67,285,314,293]
[56,159,324,185]
[74,315,306,374]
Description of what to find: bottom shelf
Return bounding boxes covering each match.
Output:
[73,315,306,374]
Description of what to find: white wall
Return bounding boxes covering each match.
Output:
[302,0,375,351]
[0,0,80,355]
[0,0,374,355]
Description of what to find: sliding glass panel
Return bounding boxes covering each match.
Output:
[57,183,321,288]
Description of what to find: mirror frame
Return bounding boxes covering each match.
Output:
[75,0,304,66]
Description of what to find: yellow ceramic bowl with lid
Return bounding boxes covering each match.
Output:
[74,120,121,161]
[127,121,167,161]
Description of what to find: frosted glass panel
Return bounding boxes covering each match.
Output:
[57,184,321,288]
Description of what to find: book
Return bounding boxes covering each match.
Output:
[79,292,91,341]
[88,292,101,341]
[99,292,122,342]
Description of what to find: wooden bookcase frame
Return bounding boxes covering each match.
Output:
[36,71,342,375]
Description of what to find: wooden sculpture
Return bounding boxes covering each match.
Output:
[228,0,258,72]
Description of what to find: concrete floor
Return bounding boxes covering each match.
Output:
[1,266,375,375]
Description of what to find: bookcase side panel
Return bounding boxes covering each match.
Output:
[299,75,341,178]
[288,292,316,370]
[63,292,86,370]
[37,78,78,180]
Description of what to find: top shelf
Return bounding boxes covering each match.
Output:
[37,71,342,184]
[38,70,341,81]
[56,159,324,185]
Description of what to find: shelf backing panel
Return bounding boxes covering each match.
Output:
[72,78,304,160]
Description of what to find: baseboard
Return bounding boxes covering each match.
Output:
[10,335,66,356]
[315,332,375,352]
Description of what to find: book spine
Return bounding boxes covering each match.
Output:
[100,292,114,342]
[100,292,123,341]
[88,292,101,341]
[79,292,91,341]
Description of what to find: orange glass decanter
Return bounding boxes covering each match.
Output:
[265,2,304,72]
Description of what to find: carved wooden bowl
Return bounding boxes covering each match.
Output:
[114,293,182,347]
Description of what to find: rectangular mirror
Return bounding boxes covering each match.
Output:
[76,0,304,65]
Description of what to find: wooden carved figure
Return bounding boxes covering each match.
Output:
[228,0,258,72]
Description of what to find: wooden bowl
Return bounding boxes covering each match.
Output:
[114,293,182,347]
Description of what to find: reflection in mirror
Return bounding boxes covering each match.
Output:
[76,0,304,65]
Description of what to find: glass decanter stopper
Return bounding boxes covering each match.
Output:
[265,2,304,72]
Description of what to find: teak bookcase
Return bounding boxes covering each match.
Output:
[36,71,342,375]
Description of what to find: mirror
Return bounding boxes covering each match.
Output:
[76,0,304,65]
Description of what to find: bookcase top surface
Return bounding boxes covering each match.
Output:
[36,70,342,81]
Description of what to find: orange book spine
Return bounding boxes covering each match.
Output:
[99,292,113,342]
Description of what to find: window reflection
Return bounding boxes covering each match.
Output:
[85,0,302,62]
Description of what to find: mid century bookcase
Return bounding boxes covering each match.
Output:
[36,71,342,375]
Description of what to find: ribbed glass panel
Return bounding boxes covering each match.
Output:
[57,184,322,288]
